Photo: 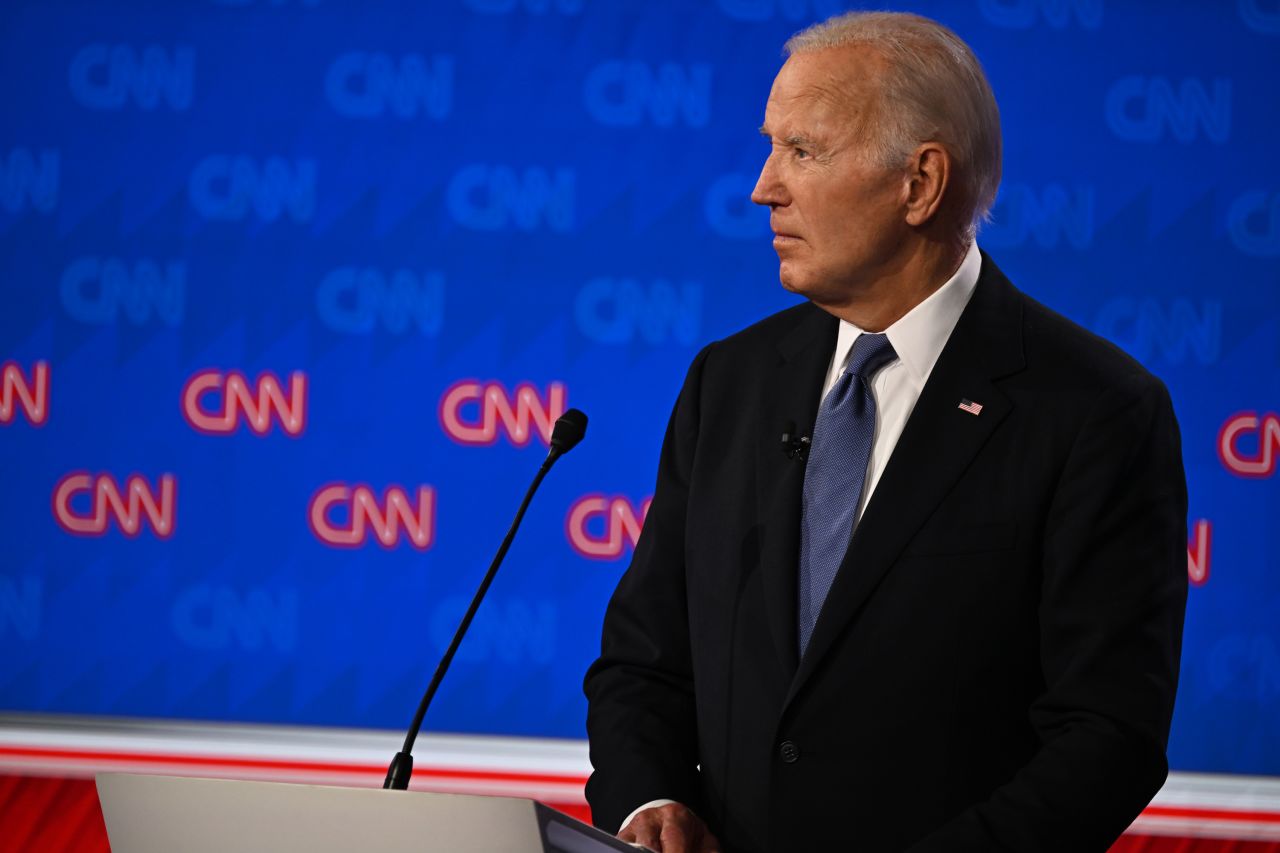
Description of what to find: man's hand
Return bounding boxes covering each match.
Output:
[618,802,722,853]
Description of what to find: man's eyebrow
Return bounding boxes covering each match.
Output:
[758,125,816,146]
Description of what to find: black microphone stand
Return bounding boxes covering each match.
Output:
[383,409,587,791]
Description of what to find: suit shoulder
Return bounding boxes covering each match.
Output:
[1017,291,1168,401]
[722,300,817,343]
[705,301,826,362]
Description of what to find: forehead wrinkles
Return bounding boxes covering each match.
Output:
[769,78,871,147]
[769,52,881,143]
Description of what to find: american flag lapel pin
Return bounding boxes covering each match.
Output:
[958,398,983,416]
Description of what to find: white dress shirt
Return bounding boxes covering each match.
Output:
[818,239,982,529]
[618,242,983,835]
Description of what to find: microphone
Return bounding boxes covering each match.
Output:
[549,407,587,457]
[383,407,589,791]
[781,420,810,460]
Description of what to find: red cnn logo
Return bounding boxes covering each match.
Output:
[1,360,49,426]
[439,380,566,447]
[566,494,651,560]
[1188,519,1211,587]
[52,472,176,539]
[1218,412,1280,478]
[308,483,436,550]
[182,369,307,437]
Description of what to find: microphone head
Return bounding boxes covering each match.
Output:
[549,408,588,456]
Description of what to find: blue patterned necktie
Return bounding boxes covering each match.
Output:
[798,332,898,657]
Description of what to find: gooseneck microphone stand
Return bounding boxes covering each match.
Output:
[383,408,589,791]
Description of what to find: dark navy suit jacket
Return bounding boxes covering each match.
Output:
[584,255,1188,852]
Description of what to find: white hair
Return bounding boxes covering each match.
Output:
[784,11,1002,242]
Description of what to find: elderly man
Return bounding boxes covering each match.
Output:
[584,11,1187,853]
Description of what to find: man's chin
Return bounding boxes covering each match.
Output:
[778,268,813,297]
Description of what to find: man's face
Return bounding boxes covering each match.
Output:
[752,48,910,306]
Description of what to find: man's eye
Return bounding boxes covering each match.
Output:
[794,148,810,159]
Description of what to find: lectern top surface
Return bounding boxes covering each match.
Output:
[96,773,641,853]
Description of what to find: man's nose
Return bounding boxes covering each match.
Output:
[751,153,786,208]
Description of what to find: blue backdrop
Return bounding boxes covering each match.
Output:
[1,0,1278,777]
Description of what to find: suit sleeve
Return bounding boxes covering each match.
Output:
[582,344,714,834]
[909,375,1189,852]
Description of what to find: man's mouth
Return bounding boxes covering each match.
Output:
[770,222,802,241]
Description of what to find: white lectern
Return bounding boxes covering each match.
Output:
[96,773,640,853]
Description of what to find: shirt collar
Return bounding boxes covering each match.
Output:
[834,240,982,384]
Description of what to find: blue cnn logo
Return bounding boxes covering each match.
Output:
[326,52,453,119]
[0,149,58,215]
[1240,0,1280,34]
[0,576,41,642]
[464,0,582,12]
[171,584,298,652]
[60,258,185,327]
[977,0,1102,28]
[1094,298,1221,366]
[575,278,702,346]
[583,61,712,128]
[1228,190,1280,258]
[717,0,844,22]
[1105,76,1231,144]
[447,165,575,232]
[704,173,769,239]
[316,267,445,335]
[431,596,556,665]
[189,155,316,222]
[68,44,194,111]
[982,183,1094,250]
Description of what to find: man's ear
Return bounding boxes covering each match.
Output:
[903,142,952,227]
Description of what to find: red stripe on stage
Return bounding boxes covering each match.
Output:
[1140,805,1280,824]
[0,744,590,787]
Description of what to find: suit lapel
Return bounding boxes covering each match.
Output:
[786,257,1027,704]
[756,305,838,683]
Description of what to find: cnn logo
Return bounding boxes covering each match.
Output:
[53,472,176,539]
[182,369,307,437]
[566,494,650,560]
[439,380,566,447]
[309,483,435,551]
[1219,412,1280,478]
